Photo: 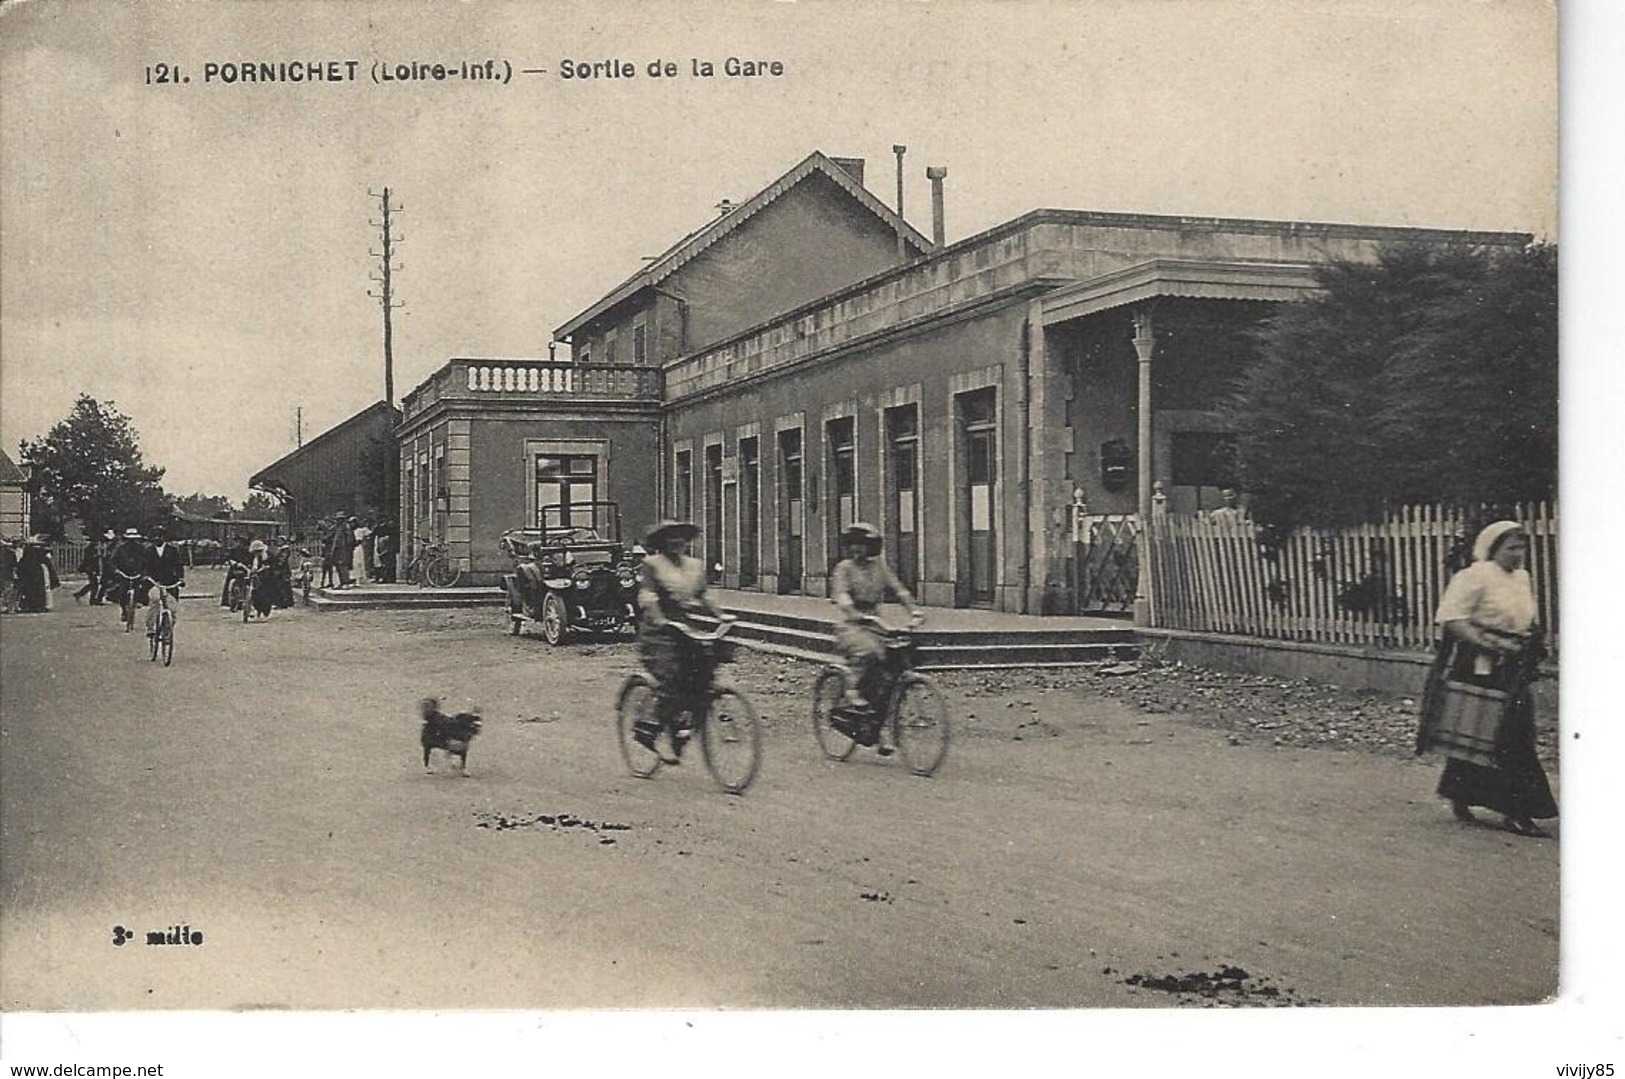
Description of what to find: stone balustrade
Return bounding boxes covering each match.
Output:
[403,360,662,418]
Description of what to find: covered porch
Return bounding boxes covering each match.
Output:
[1025,257,1322,621]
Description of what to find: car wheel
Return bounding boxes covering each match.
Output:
[541,592,568,646]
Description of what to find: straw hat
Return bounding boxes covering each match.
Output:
[645,520,700,547]
[840,521,883,550]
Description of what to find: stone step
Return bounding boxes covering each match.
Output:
[913,641,1141,669]
[719,605,1140,670]
[307,585,505,611]
[720,603,1136,643]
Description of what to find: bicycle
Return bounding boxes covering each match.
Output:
[616,617,762,794]
[224,560,250,613]
[112,569,143,632]
[405,539,461,589]
[811,614,950,777]
[240,564,267,622]
[144,575,181,666]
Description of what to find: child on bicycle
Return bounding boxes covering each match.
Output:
[634,519,733,758]
[831,522,923,721]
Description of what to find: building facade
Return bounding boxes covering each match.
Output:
[396,361,663,582]
[399,152,932,584]
[0,449,30,538]
[407,152,1529,612]
[250,400,401,537]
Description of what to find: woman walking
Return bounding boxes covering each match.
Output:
[1418,520,1557,837]
[15,536,60,613]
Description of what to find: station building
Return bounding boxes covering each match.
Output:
[250,400,400,536]
[400,151,1527,613]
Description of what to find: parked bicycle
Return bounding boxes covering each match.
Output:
[144,575,181,666]
[810,615,950,777]
[404,538,461,588]
[616,618,762,794]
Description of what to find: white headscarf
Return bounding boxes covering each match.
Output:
[1471,520,1523,563]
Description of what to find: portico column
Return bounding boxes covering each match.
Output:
[1131,306,1155,626]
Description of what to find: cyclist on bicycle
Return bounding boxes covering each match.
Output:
[220,535,252,607]
[107,528,149,615]
[241,539,276,619]
[633,519,734,759]
[831,522,923,724]
[143,525,186,637]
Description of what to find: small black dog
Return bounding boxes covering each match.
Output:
[420,697,482,775]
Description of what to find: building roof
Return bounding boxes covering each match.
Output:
[249,400,400,490]
[0,448,25,486]
[1039,258,1326,325]
[553,151,933,342]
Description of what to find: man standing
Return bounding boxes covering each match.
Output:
[1208,488,1247,524]
[327,515,357,588]
[374,523,397,584]
[73,531,111,604]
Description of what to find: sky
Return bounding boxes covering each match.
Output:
[0,0,1558,502]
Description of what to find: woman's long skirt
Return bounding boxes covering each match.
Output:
[1436,692,1558,820]
[15,561,48,612]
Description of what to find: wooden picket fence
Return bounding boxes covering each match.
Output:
[1146,502,1558,656]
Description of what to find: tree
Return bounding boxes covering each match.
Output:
[1223,243,1558,532]
[175,493,236,519]
[241,492,278,518]
[19,396,170,536]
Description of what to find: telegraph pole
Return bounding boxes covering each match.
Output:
[367,187,405,408]
[296,406,303,448]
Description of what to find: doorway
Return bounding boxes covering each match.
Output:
[957,390,996,606]
[776,429,804,594]
[885,405,920,592]
[704,443,723,584]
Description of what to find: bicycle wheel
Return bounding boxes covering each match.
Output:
[891,675,950,777]
[810,667,858,762]
[700,688,762,794]
[160,613,174,667]
[616,675,663,779]
[242,582,252,622]
[123,595,136,632]
[424,554,461,588]
[148,617,160,661]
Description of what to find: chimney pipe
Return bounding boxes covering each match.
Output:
[926,166,947,247]
[893,145,907,261]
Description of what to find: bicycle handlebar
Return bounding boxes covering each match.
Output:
[667,615,737,642]
[852,611,925,634]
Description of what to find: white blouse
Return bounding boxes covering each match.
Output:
[1434,559,1538,679]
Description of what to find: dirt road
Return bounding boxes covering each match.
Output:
[1,596,1558,1010]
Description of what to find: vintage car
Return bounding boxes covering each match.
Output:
[500,503,642,645]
